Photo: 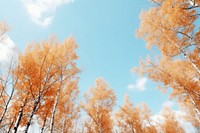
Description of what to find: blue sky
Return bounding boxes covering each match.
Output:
[0,0,171,114]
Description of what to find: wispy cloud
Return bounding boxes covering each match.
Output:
[22,0,74,27]
[0,35,17,64]
[162,100,175,108]
[165,110,196,133]
[127,77,148,91]
[153,101,196,133]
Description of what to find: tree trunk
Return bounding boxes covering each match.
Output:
[13,105,24,133]
[40,115,47,133]
[50,88,61,133]
[13,95,28,133]
[185,89,200,123]
[24,98,39,133]
[7,117,14,133]
[0,87,15,124]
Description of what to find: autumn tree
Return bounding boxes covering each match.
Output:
[137,0,200,127]
[39,80,80,133]
[0,22,19,132]
[140,102,157,133]
[160,107,185,133]
[0,60,18,132]
[9,37,79,133]
[82,78,116,133]
[115,95,157,133]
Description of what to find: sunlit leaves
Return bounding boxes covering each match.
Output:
[82,78,116,133]
[137,0,200,128]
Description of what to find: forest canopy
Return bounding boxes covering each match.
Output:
[0,0,199,132]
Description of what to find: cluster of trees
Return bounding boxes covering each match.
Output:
[0,0,199,132]
[137,0,200,128]
[0,23,79,132]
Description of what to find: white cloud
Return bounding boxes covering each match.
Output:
[162,100,175,108]
[0,35,17,64]
[151,101,197,133]
[127,77,148,91]
[179,119,197,133]
[173,110,197,133]
[150,111,196,132]
[150,114,165,128]
[22,0,74,27]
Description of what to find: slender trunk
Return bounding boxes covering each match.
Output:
[191,62,200,75]
[128,124,135,133]
[185,90,200,123]
[152,61,200,118]
[164,34,200,76]
[13,95,28,133]
[40,115,47,133]
[7,118,14,133]
[189,93,200,115]
[24,98,39,133]
[50,88,61,133]
[50,70,64,133]
[13,105,24,133]
[0,87,15,124]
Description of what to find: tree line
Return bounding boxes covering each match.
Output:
[0,0,200,132]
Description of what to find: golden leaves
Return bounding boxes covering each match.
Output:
[137,0,197,56]
[82,78,116,133]
[6,36,80,132]
[115,96,157,133]
[137,0,200,128]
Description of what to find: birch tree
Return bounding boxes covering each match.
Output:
[0,22,18,132]
[115,95,157,133]
[82,78,116,133]
[137,0,200,127]
[10,37,79,133]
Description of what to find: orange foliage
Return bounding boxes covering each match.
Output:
[10,37,80,132]
[115,95,157,133]
[137,0,200,127]
[82,78,116,133]
[160,107,185,133]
